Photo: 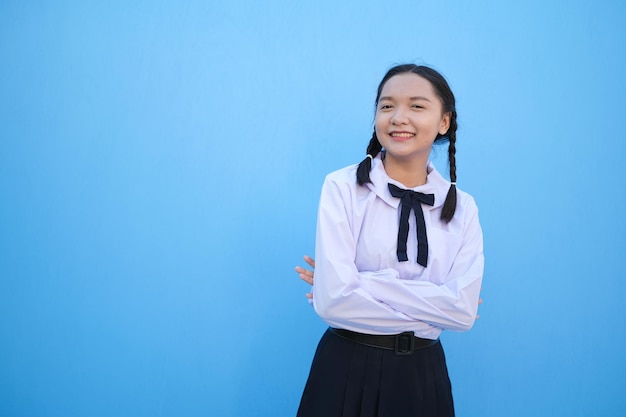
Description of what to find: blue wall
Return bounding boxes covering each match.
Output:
[1,1,625,416]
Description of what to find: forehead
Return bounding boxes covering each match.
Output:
[379,73,437,99]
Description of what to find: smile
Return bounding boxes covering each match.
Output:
[390,132,415,138]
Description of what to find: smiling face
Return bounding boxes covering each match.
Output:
[375,73,451,166]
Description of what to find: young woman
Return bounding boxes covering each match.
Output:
[295,64,484,417]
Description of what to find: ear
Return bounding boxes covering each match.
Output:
[439,112,451,136]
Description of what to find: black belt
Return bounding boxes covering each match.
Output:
[328,327,438,356]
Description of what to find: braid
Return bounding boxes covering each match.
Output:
[356,130,383,185]
[441,111,458,222]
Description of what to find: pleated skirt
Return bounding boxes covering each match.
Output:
[297,328,455,417]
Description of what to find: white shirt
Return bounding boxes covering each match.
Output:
[312,155,484,340]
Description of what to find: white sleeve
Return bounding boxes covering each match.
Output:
[312,176,439,336]
[359,197,484,332]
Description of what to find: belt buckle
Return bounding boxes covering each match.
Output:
[394,332,414,355]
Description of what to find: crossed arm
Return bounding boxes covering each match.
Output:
[295,255,482,319]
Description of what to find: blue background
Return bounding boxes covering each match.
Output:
[1,1,625,416]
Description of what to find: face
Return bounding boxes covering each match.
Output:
[375,73,450,164]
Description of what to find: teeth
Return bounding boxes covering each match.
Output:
[391,133,414,138]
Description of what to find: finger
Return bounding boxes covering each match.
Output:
[295,267,313,284]
[305,293,313,299]
[478,298,483,305]
[299,273,313,285]
[304,255,315,269]
[295,266,313,276]
[295,266,314,281]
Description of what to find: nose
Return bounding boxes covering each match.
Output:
[390,106,409,125]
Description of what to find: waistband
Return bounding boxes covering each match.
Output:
[328,327,438,355]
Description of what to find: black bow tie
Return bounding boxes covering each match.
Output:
[388,183,435,267]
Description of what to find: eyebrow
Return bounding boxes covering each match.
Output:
[379,96,432,102]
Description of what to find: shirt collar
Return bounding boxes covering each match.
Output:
[366,153,450,210]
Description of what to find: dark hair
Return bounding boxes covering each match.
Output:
[356,64,458,222]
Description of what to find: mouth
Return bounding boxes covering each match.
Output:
[389,131,415,140]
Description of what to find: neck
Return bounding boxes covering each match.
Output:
[383,153,430,188]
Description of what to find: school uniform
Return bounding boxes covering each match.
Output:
[297,154,484,417]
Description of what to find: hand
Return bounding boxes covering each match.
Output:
[295,255,315,299]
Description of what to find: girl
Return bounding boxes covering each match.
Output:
[296,64,484,417]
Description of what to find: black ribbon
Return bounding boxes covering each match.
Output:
[388,183,435,267]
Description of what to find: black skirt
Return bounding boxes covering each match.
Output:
[297,328,455,417]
